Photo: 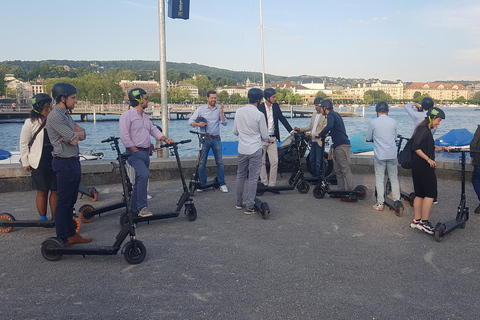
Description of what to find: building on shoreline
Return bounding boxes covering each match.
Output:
[404,82,473,101]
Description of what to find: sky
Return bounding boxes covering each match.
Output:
[1,0,479,82]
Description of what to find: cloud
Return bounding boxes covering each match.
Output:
[425,3,480,38]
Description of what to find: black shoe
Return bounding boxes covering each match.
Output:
[475,204,480,214]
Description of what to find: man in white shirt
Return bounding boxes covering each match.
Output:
[233,88,269,214]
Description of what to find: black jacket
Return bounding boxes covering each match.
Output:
[471,125,480,166]
[257,102,293,141]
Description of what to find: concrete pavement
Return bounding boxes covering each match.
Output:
[1,173,480,319]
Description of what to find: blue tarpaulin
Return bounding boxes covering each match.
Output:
[435,129,473,147]
[0,149,12,161]
[350,131,374,153]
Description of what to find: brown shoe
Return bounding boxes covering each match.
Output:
[66,233,93,246]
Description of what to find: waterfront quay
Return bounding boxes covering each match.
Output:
[0,103,362,121]
[1,157,480,319]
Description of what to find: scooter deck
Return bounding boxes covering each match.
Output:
[0,220,54,228]
[48,246,121,256]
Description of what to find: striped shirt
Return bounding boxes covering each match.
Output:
[46,105,81,158]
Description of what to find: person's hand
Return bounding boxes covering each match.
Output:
[197,122,207,128]
[413,103,421,111]
[294,126,300,131]
[443,146,450,153]
[269,138,275,144]
[291,130,297,135]
[74,123,84,132]
[426,158,436,168]
[220,103,224,112]
[24,166,32,172]
[165,138,175,144]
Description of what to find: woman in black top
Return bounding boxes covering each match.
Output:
[409,107,449,235]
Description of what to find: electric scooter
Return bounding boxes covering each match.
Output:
[256,133,310,195]
[40,137,146,264]
[375,185,404,217]
[312,137,368,201]
[119,139,197,227]
[434,149,479,242]
[0,209,80,234]
[78,137,132,223]
[188,130,221,196]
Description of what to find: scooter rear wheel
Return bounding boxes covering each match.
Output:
[434,223,446,242]
[408,192,416,207]
[0,213,15,233]
[72,217,81,234]
[394,200,404,217]
[354,185,368,200]
[79,204,95,223]
[297,181,310,194]
[123,241,146,264]
[185,204,197,221]
[313,186,326,199]
[41,237,64,261]
[260,202,270,220]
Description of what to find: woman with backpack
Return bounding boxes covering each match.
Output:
[19,93,57,221]
[409,107,449,235]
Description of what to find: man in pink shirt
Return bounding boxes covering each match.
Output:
[119,88,174,217]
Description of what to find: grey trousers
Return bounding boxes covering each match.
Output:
[236,149,263,209]
[334,146,354,190]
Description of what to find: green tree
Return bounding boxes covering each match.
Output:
[316,91,327,98]
[414,93,430,103]
[193,75,214,97]
[364,94,373,104]
[472,91,480,103]
[217,90,229,103]
[413,91,422,100]
[457,96,466,103]
[167,69,181,82]
[364,90,392,102]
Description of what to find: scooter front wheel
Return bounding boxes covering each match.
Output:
[185,204,197,221]
[79,204,95,223]
[394,200,404,217]
[313,186,326,199]
[88,187,99,202]
[41,237,64,261]
[0,213,15,233]
[72,217,81,234]
[297,181,310,194]
[123,241,146,264]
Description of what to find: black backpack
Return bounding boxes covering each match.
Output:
[398,138,413,169]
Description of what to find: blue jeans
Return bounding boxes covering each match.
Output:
[126,150,150,213]
[374,157,400,203]
[309,142,325,178]
[472,165,480,202]
[199,137,225,186]
[52,158,81,243]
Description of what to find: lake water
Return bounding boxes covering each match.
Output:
[1,106,479,160]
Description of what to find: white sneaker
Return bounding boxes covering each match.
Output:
[147,195,153,199]
[138,207,153,217]
[195,188,203,193]
[220,185,228,193]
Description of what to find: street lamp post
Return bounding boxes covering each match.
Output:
[101,93,104,112]
[108,92,111,108]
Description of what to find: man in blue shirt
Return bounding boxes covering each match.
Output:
[188,91,228,192]
[318,99,355,199]
[366,102,400,211]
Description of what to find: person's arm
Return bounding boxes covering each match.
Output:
[259,115,269,142]
[189,108,205,127]
[19,119,33,171]
[219,103,227,126]
[233,117,239,137]
[47,113,78,145]
[404,102,417,118]
[74,123,86,141]
[318,114,333,137]
[415,149,436,168]
[365,121,373,142]
[295,113,314,133]
[276,105,293,133]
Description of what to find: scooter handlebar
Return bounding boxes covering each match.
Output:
[101,136,119,143]
[160,139,192,149]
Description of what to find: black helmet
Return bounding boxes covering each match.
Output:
[321,99,334,110]
[248,88,264,103]
[264,88,276,99]
[375,101,389,113]
[195,116,207,123]
[314,97,324,105]
[427,107,445,120]
[421,97,434,111]
[32,93,52,113]
[128,88,147,106]
[52,83,77,100]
